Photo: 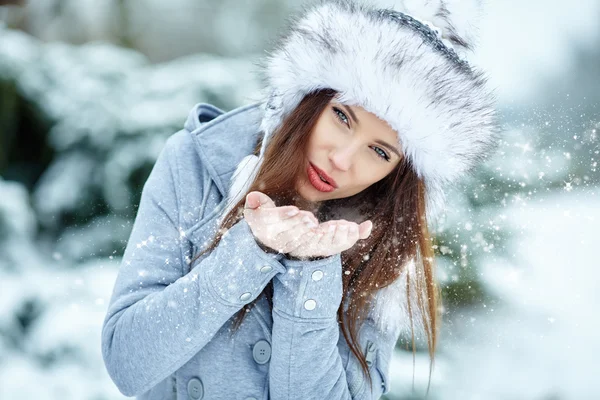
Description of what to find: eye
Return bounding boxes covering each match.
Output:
[333,106,391,162]
[332,107,349,126]
[372,146,391,162]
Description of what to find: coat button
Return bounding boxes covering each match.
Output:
[187,377,204,399]
[311,270,323,281]
[304,299,316,310]
[240,292,252,302]
[252,339,272,364]
[260,265,273,273]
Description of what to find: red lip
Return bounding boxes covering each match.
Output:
[310,163,338,188]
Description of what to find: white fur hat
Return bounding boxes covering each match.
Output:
[225,0,500,227]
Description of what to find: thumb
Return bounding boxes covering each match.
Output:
[245,191,276,210]
[358,220,373,240]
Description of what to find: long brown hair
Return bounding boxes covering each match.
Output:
[190,88,441,395]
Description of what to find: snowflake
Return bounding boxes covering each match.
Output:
[564,181,573,192]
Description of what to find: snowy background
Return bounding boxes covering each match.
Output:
[1,0,599,399]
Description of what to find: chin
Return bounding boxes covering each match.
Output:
[296,184,317,200]
[296,180,325,202]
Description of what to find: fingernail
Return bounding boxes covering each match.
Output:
[302,216,316,228]
[328,224,336,233]
[287,208,299,216]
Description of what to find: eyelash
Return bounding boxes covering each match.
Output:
[332,107,391,162]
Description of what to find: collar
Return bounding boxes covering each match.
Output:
[185,102,264,197]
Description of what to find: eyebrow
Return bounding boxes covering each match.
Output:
[341,104,360,126]
[375,139,402,158]
[341,104,402,158]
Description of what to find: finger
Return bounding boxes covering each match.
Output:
[244,193,260,210]
[285,218,326,256]
[275,214,318,253]
[267,211,314,243]
[248,206,301,225]
[298,234,324,258]
[272,210,317,231]
[317,221,337,247]
[245,191,276,210]
[282,226,318,255]
[332,222,350,249]
[307,212,319,226]
[284,209,318,226]
[246,210,316,252]
[283,206,300,219]
[347,223,360,245]
[358,220,373,240]
[281,212,316,236]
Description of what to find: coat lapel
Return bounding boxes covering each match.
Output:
[187,102,264,198]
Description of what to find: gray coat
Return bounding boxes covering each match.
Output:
[101,102,400,399]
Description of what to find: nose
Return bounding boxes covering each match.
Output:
[329,143,357,172]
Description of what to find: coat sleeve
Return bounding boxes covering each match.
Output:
[269,255,400,399]
[101,131,286,397]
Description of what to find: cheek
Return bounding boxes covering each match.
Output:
[350,164,389,188]
[311,116,341,145]
[306,128,321,154]
[343,170,370,193]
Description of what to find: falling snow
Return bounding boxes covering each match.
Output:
[1,1,600,399]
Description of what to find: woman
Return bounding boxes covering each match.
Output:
[101,1,499,399]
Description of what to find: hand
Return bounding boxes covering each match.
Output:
[243,191,320,254]
[286,219,373,259]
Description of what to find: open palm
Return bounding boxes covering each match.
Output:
[287,219,372,259]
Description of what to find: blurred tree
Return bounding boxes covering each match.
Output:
[430,30,600,353]
[115,0,133,49]
[0,0,25,5]
[0,26,260,261]
[1,0,300,62]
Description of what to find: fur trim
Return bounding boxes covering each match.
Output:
[218,154,260,226]
[399,0,486,54]
[368,256,428,339]
[257,0,500,225]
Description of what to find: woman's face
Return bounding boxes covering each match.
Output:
[295,99,403,207]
